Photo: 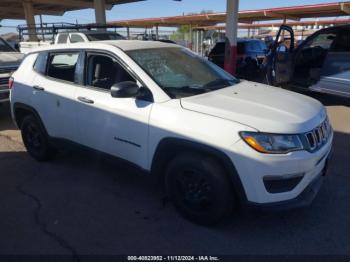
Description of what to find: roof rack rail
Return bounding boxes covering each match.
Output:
[17,23,123,41]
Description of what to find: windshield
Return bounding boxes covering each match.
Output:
[127,47,239,98]
[0,38,15,52]
[86,33,124,41]
[245,40,267,53]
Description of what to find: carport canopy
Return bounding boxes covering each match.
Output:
[108,1,350,28]
[0,0,144,19]
[0,0,145,41]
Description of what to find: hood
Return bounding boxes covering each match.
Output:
[180,81,326,134]
[0,52,24,66]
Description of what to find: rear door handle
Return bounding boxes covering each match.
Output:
[77,96,94,104]
[33,85,45,91]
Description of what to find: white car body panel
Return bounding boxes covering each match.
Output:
[75,85,152,168]
[10,54,37,110]
[181,82,325,134]
[31,73,80,142]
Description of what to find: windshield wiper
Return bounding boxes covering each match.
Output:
[163,85,209,98]
[203,78,239,90]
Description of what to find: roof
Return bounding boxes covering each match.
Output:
[0,0,144,19]
[106,40,178,50]
[108,1,350,28]
[28,40,178,53]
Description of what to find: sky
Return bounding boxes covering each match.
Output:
[0,0,348,34]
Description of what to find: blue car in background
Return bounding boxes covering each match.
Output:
[265,24,350,98]
[208,39,267,81]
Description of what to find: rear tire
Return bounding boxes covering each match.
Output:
[21,115,55,161]
[165,152,235,225]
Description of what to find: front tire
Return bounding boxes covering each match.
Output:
[165,152,235,225]
[21,115,55,161]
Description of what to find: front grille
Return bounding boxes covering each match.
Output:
[0,77,9,88]
[0,66,18,74]
[304,118,331,152]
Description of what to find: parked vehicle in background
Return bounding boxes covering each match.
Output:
[54,31,125,44]
[265,24,350,98]
[18,23,125,54]
[10,41,332,225]
[208,39,268,81]
[0,37,23,103]
[20,31,125,54]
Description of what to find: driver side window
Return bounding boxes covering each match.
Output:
[85,53,136,91]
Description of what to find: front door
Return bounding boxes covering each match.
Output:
[75,52,153,169]
[268,25,295,86]
[293,29,337,88]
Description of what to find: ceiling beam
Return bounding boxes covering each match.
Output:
[10,0,113,10]
[341,3,350,14]
[263,11,300,21]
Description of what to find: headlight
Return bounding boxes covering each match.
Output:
[239,131,303,154]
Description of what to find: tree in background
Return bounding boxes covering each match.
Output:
[170,10,213,43]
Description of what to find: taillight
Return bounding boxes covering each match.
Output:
[8,77,14,90]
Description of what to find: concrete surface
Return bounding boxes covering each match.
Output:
[0,94,349,257]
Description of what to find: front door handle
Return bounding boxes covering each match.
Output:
[77,96,94,104]
[33,85,45,91]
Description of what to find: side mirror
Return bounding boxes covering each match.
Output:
[111,81,139,98]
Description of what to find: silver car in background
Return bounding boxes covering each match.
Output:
[0,37,23,103]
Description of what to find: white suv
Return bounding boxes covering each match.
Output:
[10,41,333,225]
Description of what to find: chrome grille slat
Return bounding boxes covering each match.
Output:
[0,67,17,74]
[0,77,9,87]
[304,118,331,152]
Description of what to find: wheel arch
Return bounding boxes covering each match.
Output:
[150,137,247,203]
[13,102,48,136]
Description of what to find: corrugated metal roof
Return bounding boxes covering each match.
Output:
[109,1,350,28]
[0,0,144,19]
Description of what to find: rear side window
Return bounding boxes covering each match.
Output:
[57,34,68,44]
[33,52,48,74]
[47,52,80,83]
[70,34,85,43]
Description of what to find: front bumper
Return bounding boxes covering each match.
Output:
[247,158,328,210]
[227,130,333,206]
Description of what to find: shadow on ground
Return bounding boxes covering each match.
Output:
[0,129,349,256]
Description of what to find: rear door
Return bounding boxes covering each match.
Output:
[269,25,295,85]
[314,28,350,97]
[33,51,81,141]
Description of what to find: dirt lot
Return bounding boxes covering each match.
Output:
[0,93,349,257]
